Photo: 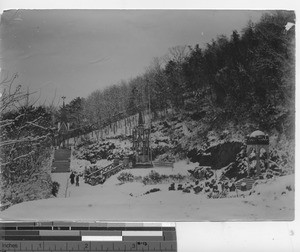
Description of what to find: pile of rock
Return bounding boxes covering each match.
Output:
[188,166,214,180]
[168,179,237,198]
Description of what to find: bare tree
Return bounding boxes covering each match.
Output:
[164,45,189,64]
[1,72,54,186]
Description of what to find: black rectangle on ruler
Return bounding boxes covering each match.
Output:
[3,231,40,236]
[71,226,89,230]
[53,226,70,230]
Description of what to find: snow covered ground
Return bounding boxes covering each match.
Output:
[0,160,294,221]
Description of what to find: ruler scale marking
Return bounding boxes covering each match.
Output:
[0,222,177,251]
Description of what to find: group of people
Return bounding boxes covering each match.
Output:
[69,172,80,186]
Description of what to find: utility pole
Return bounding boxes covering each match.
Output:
[25,87,30,107]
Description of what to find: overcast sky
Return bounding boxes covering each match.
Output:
[1,10,266,105]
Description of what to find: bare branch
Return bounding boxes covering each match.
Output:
[0,134,51,147]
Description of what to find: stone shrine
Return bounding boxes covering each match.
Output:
[246,130,269,177]
[132,112,152,166]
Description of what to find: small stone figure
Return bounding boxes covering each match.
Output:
[169,183,175,191]
[183,188,190,193]
[177,184,183,190]
[229,182,236,192]
[193,186,202,194]
[204,187,211,193]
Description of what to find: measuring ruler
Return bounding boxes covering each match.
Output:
[0,222,177,252]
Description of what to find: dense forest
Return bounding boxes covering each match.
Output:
[74,11,294,140]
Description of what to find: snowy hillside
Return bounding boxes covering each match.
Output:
[1,108,295,221]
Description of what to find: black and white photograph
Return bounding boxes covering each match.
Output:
[0,9,295,221]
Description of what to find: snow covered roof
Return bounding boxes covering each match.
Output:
[249,130,266,138]
[246,130,269,145]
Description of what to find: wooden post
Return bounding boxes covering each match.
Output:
[256,146,261,176]
[247,146,251,176]
[265,146,269,170]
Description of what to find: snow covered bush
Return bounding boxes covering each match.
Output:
[168,183,175,190]
[1,164,53,208]
[74,141,116,163]
[193,185,203,194]
[51,181,60,197]
[141,171,188,185]
[117,172,134,183]
[74,140,135,164]
[169,174,186,181]
[151,145,172,160]
[148,170,165,182]
[183,188,191,193]
[107,147,134,161]
[150,124,177,160]
[142,171,162,185]
[74,135,96,149]
[188,166,214,180]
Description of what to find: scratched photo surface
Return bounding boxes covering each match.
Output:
[0,10,295,221]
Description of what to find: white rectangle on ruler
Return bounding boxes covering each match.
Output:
[122,231,163,236]
[142,222,162,227]
[162,222,176,227]
[81,236,122,241]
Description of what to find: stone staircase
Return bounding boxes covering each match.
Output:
[51,148,71,173]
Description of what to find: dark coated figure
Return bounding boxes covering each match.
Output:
[70,172,75,185]
[76,174,80,186]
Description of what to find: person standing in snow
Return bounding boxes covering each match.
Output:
[70,172,75,185]
[76,174,80,186]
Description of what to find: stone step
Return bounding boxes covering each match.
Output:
[51,161,71,173]
[54,149,71,161]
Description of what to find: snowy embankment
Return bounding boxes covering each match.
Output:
[0,160,294,221]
